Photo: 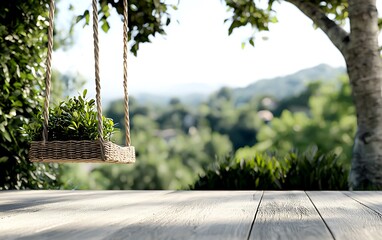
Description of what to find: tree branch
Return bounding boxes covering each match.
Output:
[286,0,349,56]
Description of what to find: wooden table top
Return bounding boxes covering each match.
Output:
[1,191,382,239]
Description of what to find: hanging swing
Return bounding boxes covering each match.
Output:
[29,0,135,163]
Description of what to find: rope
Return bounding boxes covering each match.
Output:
[123,0,131,146]
[42,0,131,154]
[92,0,104,143]
[42,0,55,142]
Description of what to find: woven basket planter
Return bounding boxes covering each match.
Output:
[29,140,135,163]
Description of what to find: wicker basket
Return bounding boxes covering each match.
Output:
[29,140,135,163]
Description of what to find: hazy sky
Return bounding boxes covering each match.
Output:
[53,0,381,100]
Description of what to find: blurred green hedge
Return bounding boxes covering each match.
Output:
[191,148,349,190]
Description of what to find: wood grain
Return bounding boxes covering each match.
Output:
[344,191,382,215]
[307,191,382,240]
[1,191,261,240]
[106,191,262,240]
[0,190,172,239]
[249,191,333,240]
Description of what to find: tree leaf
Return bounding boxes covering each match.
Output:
[0,156,8,163]
[249,38,254,47]
[3,130,11,142]
[101,19,110,33]
[84,10,90,25]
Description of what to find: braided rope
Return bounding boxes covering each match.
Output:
[42,0,55,142]
[123,0,131,146]
[92,0,104,143]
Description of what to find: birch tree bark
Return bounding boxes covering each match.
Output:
[346,0,382,189]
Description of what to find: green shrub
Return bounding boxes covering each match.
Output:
[283,148,349,190]
[191,154,286,190]
[24,90,116,141]
[191,148,349,190]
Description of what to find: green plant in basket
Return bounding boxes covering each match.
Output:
[24,90,116,142]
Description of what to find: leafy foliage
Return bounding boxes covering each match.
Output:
[224,0,349,46]
[283,148,349,190]
[192,154,285,190]
[252,76,356,164]
[225,0,278,45]
[76,0,175,55]
[202,87,263,150]
[24,90,115,141]
[0,0,61,190]
[192,148,349,190]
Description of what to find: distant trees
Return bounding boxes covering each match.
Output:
[204,87,262,150]
[238,77,356,166]
[58,74,353,190]
[92,96,234,190]
[192,76,354,191]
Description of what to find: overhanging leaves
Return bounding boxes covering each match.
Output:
[75,0,175,56]
[224,0,349,47]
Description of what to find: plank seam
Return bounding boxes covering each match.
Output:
[342,191,382,217]
[246,191,264,240]
[305,191,336,240]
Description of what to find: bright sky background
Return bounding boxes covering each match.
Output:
[53,0,382,102]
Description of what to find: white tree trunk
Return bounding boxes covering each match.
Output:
[347,0,382,189]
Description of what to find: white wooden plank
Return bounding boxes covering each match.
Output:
[0,190,172,239]
[1,191,260,240]
[0,190,169,219]
[105,191,262,240]
[344,191,382,214]
[249,191,333,240]
[0,190,113,215]
[307,191,382,240]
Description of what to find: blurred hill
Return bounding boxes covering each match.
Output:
[232,64,345,105]
[132,64,345,106]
